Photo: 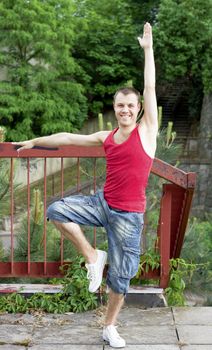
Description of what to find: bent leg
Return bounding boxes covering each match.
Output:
[46,193,108,293]
[46,193,105,263]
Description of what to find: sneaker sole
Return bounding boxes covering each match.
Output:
[103,337,126,348]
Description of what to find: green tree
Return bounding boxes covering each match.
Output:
[128,0,160,27]
[72,0,143,114]
[154,0,212,117]
[0,0,87,141]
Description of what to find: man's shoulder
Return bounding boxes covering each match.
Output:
[98,130,111,143]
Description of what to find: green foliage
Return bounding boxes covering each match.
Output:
[0,256,98,313]
[127,0,160,26]
[136,211,212,306]
[0,0,87,140]
[61,256,98,312]
[131,248,200,307]
[130,246,160,286]
[154,0,212,93]
[132,251,200,306]
[72,0,142,114]
[139,247,160,275]
[165,258,198,306]
[181,216,212,296]
[0,0,210,136]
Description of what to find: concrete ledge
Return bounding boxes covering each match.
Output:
[0,284,166,307]
[126,286,166,307]
[0,283,62,294]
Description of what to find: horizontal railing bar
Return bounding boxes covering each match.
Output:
[151,158,196,189]
[0,143,196,189]
[0,143,105,158]
[0,262,160,279]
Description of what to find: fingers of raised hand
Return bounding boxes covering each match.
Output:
[144,22,152,36]
[137,22,153,48]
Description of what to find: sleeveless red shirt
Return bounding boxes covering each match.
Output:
[103,125,153,212]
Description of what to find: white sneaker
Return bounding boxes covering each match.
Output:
[103,325,126,348]
[85,249,107,293]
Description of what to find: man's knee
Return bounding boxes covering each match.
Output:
[46,200,68,223]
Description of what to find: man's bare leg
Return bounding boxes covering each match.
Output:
[105,289,124,325]
[103,289,126,347]
[53,221,97,264]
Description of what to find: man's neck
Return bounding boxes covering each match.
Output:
[118,124,137,136]
[113,124,137,144]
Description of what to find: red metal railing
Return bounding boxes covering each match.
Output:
[0,143,196,288]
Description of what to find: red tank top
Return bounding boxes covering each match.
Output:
[103,125,153,212]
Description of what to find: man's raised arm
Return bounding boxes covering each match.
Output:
[137,22,158,131]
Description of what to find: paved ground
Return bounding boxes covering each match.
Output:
[0,306,211,349]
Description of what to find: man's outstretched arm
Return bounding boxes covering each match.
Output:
[13,131,110,152]
[138,23,158,131]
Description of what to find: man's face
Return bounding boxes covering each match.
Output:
[113,93,140,127]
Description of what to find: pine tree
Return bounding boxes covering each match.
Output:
[0,0,88,140]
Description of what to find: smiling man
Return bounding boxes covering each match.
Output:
[15,22,158,348]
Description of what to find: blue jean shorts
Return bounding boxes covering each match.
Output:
[47,190,144,295]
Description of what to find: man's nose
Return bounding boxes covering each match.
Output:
[122,105,128,112]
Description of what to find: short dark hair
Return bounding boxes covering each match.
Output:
[113,87,141,104]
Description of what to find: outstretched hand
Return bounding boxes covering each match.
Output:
[12,140,34,152]
[137,22,153,49]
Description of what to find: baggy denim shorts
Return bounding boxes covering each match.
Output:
[47,190,144,294]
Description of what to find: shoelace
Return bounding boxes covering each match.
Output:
[86,264,96,282]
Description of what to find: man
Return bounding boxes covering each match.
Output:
[15,22,157,348]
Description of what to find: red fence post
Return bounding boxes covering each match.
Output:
[159,186,172,288]
[10,158,14,275]
[27,158,31,275]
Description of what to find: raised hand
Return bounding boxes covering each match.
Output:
[137,22,153,50]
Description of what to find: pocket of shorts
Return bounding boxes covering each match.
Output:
[124,214,144,249]
[119,246,140,279]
